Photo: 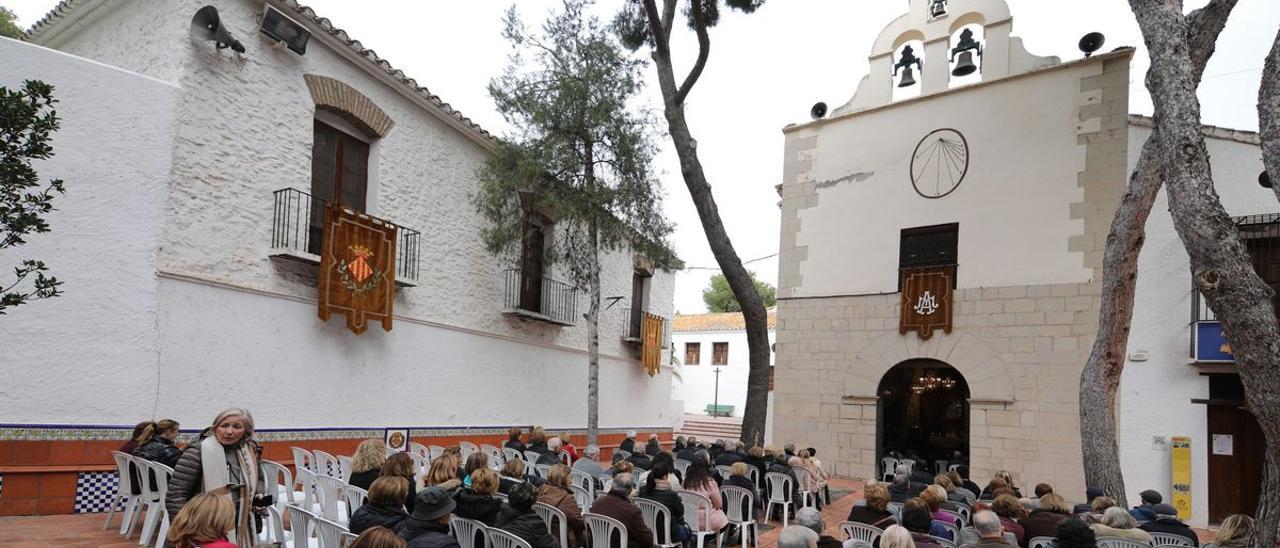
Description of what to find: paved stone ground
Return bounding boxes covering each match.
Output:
[0,477,1219,548]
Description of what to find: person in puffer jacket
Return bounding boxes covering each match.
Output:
[452,469,503,526]
[166,408,264,545]
[133,419,184,468]
[495,482,558,548]
[351,477,412,535]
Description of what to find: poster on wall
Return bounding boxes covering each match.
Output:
[1212,434,1234,456]
[385,428,409,453]
[1171,436,1192,520]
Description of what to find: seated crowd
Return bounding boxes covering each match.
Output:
[845,463,1257,548]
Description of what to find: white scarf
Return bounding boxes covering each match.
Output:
[200,436,257,544]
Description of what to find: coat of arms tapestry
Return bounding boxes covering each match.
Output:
[899,266,954,340]
[318,203,398,334]
[641,312,664,377]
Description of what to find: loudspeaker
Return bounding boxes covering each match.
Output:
[1079,32,1105,58]
[191,5,245,53]
[810,102,828,120]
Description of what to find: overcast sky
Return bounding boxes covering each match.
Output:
[9,0,1279,314]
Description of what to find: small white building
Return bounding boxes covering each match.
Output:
[670,309,777,419]
[0,0,675,516]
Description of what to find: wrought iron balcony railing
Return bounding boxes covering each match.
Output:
[503,268,577,326]
[270,188,421,286]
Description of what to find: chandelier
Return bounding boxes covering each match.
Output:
[910,372,956,394]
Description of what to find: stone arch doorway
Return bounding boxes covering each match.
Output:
[877,358,970,475]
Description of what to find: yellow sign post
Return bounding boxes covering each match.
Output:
[1171,436,1192,521]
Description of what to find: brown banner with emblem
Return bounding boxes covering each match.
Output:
[642,312,664,377]
[900,266,954,340]
[319,203,398,334]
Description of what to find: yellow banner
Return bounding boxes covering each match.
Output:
[641,313,663,377]
[1171,436,1191,521]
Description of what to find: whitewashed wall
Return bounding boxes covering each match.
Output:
[1119,125,1270,527]
[671,329,775,418]
[11,0,678,430]
[793,61,1099,296]
[0,38,178,423]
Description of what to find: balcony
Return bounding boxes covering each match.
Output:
[270,188,422,286]
[502,268,578,326]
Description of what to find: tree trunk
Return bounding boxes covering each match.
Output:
[1130,3,1280,546]
[586,140,602,449]
[641,0,772,446]
[1262,26,1280,204]
[1079,1,1237,505]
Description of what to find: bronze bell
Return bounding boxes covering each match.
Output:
[898,67,918,88]
[952,51,978,77]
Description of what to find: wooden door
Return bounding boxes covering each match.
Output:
[309,120,370,254]
[1207,403,1265,523]
[519,219,545,313]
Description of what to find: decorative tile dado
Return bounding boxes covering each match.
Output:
[253,429,383,442]
[0,425,134,441]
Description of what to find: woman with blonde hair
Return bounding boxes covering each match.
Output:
[529,426,549,454]
[133,419,183,468]
[349,526,407,548]
[1021,493,1074,540]
[1091,506,1153,543]
[500,458,531,494]
[881,524,917,548]
[350,476,411,534]
[166,408,264,545]
[349,439,386,490]
[990,494,1026,547]
[454,468,503,525]
[424,453,462,493]
[1215,514,1255,548]
[167,492,237,548]
[848,483,896,528]
[537,464,585,547]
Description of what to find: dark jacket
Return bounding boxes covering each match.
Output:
[496,507,559,548]
[1019,509,1071,541]
[999,516,1026,548]
[637,484,687,540]
[1130,505,1158,523]
[847,506,896,529]
[645,440,662,457]
[715,451,744,466]
[349,468,381,491]
[627,453,654,470]
[134,437,183,468]
[165,432,263,520]
[620,438,637,454]
[888,482,920,503]
[676,448,698,462]
[398,518,461,548]
[818,535,843,548]
[453,488,503,526]
[499,476,543,495]
[505,439,528,453]
[1139,518,1199,547]
[537,451,564,466]
[529,441,549,455]
[962,479,982,497]
[724,475,761,518]
[350,502,410,535]
[591,492,655,548]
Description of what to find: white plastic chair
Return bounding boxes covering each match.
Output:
[261,459,303,509]
[286,504,323,548]
[954,503,971,525]
[764,472,795,527]
[460,441,481,454]
[525,450,543,463]
[747,466,760,487]
[680,489,721,548]
[720,485,757,548]
[715,465,733,479]
[937,509,964,528]
[314,450,341,479]
[571,469,596,497]
[451,515,489,548]
[534,501,570,548]
[674,459,692,478]
[880,457,898,481]
[560,452,572,466]
[343,485,367,520]
[293,447,318,474]
[615,450,631,461]
[337,455,353,481]
[314,515,349,548]
[488,526,534,548]
[570,484,593,512]
[104,452,142,534]
[429,445,446,460]
[934,520,960,542]
[584,513,628,548]
[1097,538,1150,548]
[137,460,174,548]
[887,502,904,523]
[408,452,431,476]
[1029,536,1058,548]
[898,459,916,472]
[340,531,358,547]
[635,498,680,548]
[840,522,883,544]
[484,445,506,469]
[296,467,321,513]
[503,447,524,463]
[535,464,553,478]
[261,504,293,547]
[314,475,350,524]
[409,442,431,459]
[1150,533,1194,548]
[124,455,157,538]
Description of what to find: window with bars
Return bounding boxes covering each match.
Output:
[712,342,729,365]
[899,223,959,290]
[1240,214,1280,317]
[685,343,701,366]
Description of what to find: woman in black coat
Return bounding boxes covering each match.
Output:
[132,419,183,468]
[350,477,412,535]
[723,462,762,519]
[452,469,503,526]
[637,462,688,542]
[495,483,558,548]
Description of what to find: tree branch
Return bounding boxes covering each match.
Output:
[1260,24,1280,204]
[661,0,676,43]
[641,0,670,61]
[1186,0,1239,82]
[674,0,711,105]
